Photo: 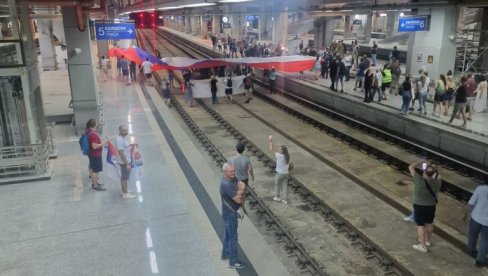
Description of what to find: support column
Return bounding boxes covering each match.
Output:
[184,15,191,33]
[406,7,457,78]
[385,11,396,38]
[313,20,321,49]
[212,15,221,35]
[97,40,109,61]
[61,6,99,135]
[480,8,488,70]
[364,12,373,42]
[38,19,58,71]
[344,15,352,39]
[277,7,288,49]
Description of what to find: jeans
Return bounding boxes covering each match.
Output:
[355,76,364,89]
[467,218,488,263]
[222,212,239,265]
[372,54,377,65]
[345,66,351,81]
[211,90,218,104]
[185,88,193,106]
[269,79,275,93]
[364,87,371,102]
[335,75,344,90]
[419,92,428,112]
[401,93,412,114]
[370,86,381,102]
[275,172,289,200]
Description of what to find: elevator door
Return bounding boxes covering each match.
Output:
[0,76,30,147]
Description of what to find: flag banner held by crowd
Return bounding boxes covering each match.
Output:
[108,46,315,73]
[192,75,246,98]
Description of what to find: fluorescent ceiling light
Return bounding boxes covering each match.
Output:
[379,13,387,16]
[219,0,255,2]
[181,3,216,7]
[158,6,179,10]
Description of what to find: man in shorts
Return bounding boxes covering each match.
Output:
[408,160,441,253]
[116,125,136,199]
[86,119,107,191]
[141,58,153,86]
[118,55,129,85]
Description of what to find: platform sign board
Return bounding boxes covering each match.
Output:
[95,23,136,40]
[398,16,430,32]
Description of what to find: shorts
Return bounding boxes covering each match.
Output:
[434,92,444,102]
[145,73,152,79]
[119,164,131,181]
[413,204,436,226]
[239,179,249,186]
[89,156,103,173]
[122,70,129,76]
[225,88,233,95]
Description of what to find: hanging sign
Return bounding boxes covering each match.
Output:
[398,16,430,32]
[95,23,136,40]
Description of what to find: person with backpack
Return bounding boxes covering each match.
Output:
[224,75,234,103]
[210,74,218,105]
[82,119,107,191]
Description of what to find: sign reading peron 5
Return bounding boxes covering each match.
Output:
[95,23,136,40]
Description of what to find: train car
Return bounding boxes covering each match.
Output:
[130,11,164,28]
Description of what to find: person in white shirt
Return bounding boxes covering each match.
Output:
[268,135,293,204]
[463,183,488,267]
[344,51,353,81]
[141,58,153,86]
[100,55,111,81]
[115,125,136,199]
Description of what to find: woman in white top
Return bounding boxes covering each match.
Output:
[474,74,487,113]
[417,74,430,115]
[268,135,292,204]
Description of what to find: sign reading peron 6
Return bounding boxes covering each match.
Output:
[398,16,430,32]
[95,23,136,40]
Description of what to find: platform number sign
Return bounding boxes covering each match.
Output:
[398,16,430,32]
[95,23,136,40]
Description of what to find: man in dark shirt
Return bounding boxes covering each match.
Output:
[371,40,378,66]
[210,74,218,105]
[220,163,246,269]
[328,57,338,91]
[449,76,468,127]
[465,74,477,120]
[354,58,369,91]
[391,46,400,62]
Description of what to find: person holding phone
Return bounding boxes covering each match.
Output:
[408,160,441,252]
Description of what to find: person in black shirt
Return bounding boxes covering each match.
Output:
[449,76,468,127]
[328,57,338,91]
[364,68,374,102]
[210,75,218,105]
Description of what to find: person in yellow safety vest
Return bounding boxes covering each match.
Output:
[381,64,392,100]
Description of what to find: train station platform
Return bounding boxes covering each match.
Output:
[0,58,290,275]
[160,26,488,170]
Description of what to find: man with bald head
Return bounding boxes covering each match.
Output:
[116,125,135,199]
[408,160,441,253]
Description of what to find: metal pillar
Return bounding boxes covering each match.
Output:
[364,13,373,42]
[38,19,58,71]
[61,6,100,135]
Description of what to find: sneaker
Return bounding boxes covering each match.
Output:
[423,112,427,115]
[412,244,428,253]
[220,256,229,260]
[409,107,414,111]
[120,190,133,197]
[229,262,246,269]
[403,216,414,222]
[122,193,136,199]
[281,199,288,204]
[92,184,106,191]
[273,196,281,202]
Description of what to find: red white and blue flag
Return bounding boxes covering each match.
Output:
[106,141,118,166]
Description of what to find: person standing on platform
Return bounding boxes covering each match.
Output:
[444,71,456,115]
[129,60,137,83]
[269,67,276,94]
[352,42,359,70]
[381,64,392,100]
[210,74,218,105]
[328,57,338,91]
[116,125,136,199]
[336,40,345,58]
[465,73,477,120]
[299,40,304,54]
[463,182,488,268]
[100,55,110,81]
[269,135,292,204]
[400,75,413,115]
[118,55,129,85]
[474,74,487,113]
[161,78,171,107]
[354,58,368,92]
[449,76,468,127]
[373,67,383,102]
[364,67,374,102]
[408,160,441,253]
[432,74,447,117]
[417,74,429,115]
[141,58,153,86]
[86,119,107,191]
[390,60,401,95]
[410,69,424,111]
[336,57,346,93]
[344,51,352,81]
[371,40,378,66]
[220,162,247,269]
[391,45,400,63]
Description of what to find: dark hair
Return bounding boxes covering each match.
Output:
[86,118,96,129]
[440,74,447,87]
[425,166,435,177]
[446,70,453,76]
[236,143,245,154]
[460,76,468,83]
[280,145,290,164]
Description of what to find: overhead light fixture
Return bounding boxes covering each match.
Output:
[158,6,179,10]
[181,3,216,8]
[379,13,387,17]
[219,0,255,2]
[354,14,360,19]
[399,12,405,17]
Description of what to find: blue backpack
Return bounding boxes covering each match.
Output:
[79,132,90,156]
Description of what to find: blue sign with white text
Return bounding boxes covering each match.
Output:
[398,16,429,32]
[95,23,136,40]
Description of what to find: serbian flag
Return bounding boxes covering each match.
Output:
[106,141,118,166]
